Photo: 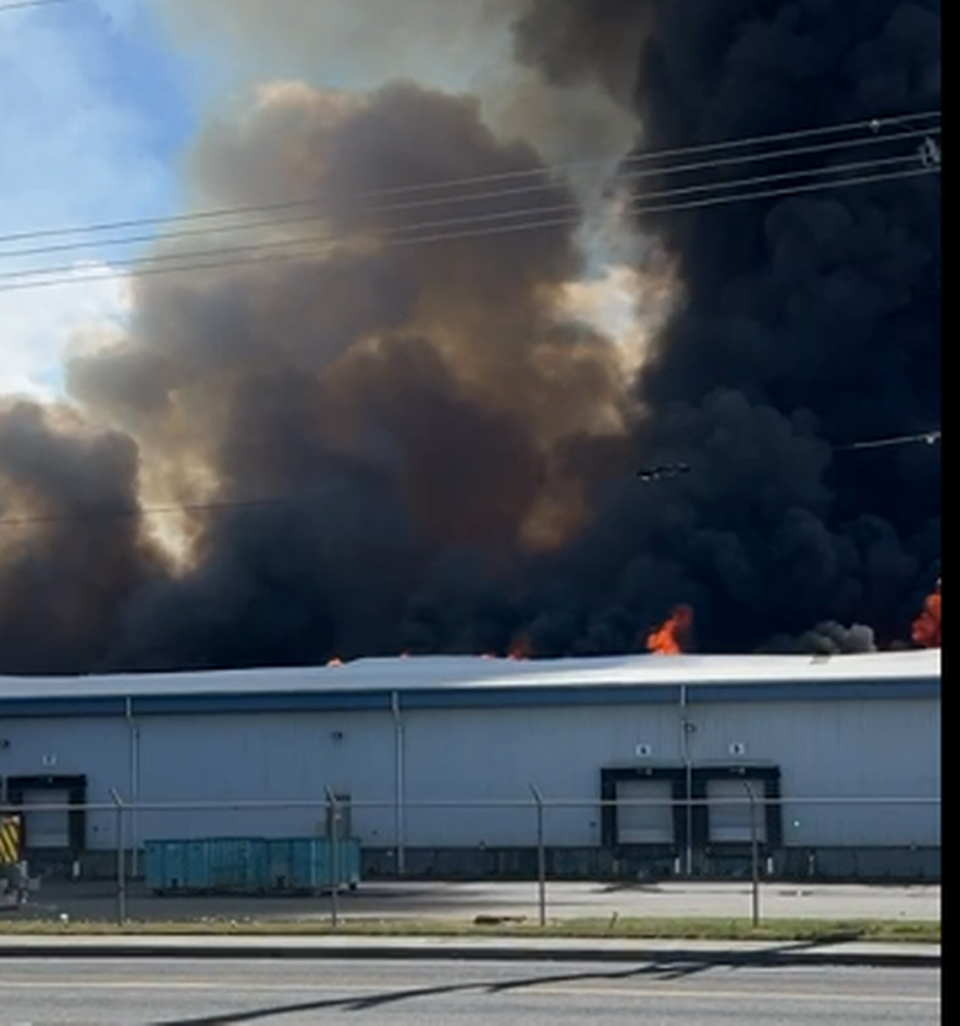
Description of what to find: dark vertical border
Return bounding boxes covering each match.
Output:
[6,775,87,856]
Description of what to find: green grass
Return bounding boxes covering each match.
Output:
[0,916,940,944]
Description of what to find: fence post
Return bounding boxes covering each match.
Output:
[110,789,127,927]
[326,789,340,929]
[745,782,760,927]
[529,785,547,928]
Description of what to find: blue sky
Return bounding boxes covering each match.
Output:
[0,0,196,397]
[0,0,639,399]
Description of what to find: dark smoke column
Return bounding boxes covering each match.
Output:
[508,0,941,653]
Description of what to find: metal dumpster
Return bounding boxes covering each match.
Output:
[145,838,265,895]
[145,838,361,895]
[265,838,361,893]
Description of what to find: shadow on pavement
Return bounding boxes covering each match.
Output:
[150,960,733,1025]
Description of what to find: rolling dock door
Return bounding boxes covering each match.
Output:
[4,776,87,859]
[602,765,782,865]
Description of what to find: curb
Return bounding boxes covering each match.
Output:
[0,940,941,969]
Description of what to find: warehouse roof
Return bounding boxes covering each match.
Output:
[0,649,941,718]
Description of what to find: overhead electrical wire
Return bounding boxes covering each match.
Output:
[0,125,941,264]
[837,430,942,452]
[0,149,930,283]
[0,418,943,530]
[0,0,73,12]
[0,108,940,248]
[0,162,939,294]
[0,494,350,529]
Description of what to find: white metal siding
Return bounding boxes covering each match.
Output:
[1,716,128,848]
[688,700,941,847]
[133,711,397,848]
[402,704,681,846]
[2,693,940,853]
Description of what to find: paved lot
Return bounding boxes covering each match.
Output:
[4,880,941,925]
[0,957,941,1024]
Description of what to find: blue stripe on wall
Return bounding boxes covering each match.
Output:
[0,675,940,719]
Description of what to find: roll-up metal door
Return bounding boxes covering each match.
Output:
[616,779,674,845]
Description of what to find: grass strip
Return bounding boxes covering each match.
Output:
[0,916,940,944]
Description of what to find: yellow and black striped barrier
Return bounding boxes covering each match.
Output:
[0,816,22,865]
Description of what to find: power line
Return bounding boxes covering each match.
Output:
[0,0,73,12]
[0,162,939,294]
[837,430,942,452]
[0,150,926,283]
[0,109,940,248]
[0,493,340,529]
[1,421,943,530]
[0,126,939,264]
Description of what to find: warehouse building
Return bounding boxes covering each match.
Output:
[0,649,941,881]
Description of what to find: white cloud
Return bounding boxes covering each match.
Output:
[0,3,177,401]
[0,266,131,401]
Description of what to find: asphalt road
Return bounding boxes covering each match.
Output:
[14,880,942,925]
[0,958,940,1025]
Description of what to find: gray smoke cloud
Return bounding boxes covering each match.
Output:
[761,620,879,656]
[0,0,940,674]
[51,78,630,671]
[159,0,640,187]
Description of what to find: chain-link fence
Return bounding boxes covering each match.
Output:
[0,791,941,927]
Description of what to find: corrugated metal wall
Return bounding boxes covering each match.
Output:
[0,716,128,848]
[687,699,941,847]
[403,704,681,846]
[2,694,940,852]
[135,711,397,846]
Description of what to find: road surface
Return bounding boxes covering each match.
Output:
[0,957,940,1024]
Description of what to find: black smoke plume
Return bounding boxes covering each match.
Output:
[0,1,940,673]
[507,0,941,655]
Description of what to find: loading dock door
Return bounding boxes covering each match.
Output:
[21,789,71,849]
[616,780,674,845]
[707,778,767,844]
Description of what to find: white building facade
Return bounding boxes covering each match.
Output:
[0,650,941,881]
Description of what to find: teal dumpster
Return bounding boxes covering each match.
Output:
[145,838,361,895]
[265,838,361,892]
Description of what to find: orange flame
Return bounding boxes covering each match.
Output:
[911,580,941,649]
[646,606,694,656]
[508,634,532,661]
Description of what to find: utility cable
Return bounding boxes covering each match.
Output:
[0,125,940,263]
[0,109,940,247]
[0,162,939,293]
